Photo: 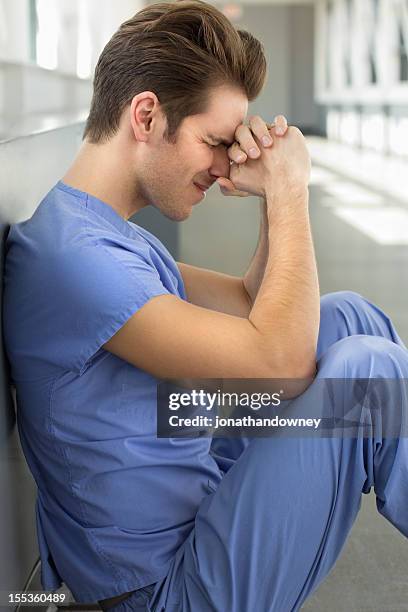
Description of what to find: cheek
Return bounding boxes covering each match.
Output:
[214,147,230,171]
[193,147,214,171]
[152,144,214,186]
[191,142,214,163]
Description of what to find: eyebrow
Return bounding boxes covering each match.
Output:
[207,134,235,147]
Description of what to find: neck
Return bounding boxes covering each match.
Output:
[62,137,147,220]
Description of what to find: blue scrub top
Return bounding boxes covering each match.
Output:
[3,182,222,602]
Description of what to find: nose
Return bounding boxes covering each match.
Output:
[208,145,230,181]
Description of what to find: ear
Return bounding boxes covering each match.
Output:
[129,91,161,142]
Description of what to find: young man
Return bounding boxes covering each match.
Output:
[3,1,408,611]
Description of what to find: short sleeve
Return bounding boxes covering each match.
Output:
[3,187,184,380]
[49,240,172,375]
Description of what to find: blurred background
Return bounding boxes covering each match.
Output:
[0,1,407,611]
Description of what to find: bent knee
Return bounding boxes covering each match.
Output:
[320,290,365,313]
[318,335,408,378]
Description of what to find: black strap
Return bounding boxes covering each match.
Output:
[98,590,135,611]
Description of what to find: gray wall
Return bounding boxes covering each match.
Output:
[242,5,291,120]
[239,3,318,132]
[0,125,85,606]
[289,5,320,132]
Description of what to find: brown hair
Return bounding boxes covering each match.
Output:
[83,0,267,143]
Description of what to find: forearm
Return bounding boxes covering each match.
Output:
[178,262,251,317]
[249,187,320,378]
[242,198,269,306]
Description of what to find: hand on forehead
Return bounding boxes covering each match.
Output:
[217,114,289,198]
[230,114,288,163]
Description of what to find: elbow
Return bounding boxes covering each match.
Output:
[246,324,317,382]
[261,347,317,381]
[287,355,317,380]
[264,353,317,399]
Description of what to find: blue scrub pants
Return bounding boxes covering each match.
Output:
[111,291,408,612]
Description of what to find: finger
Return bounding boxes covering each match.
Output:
[274,114,288,136]
[227,142,247,164]
[216,177,250,198]
[217,176,232,188]
[248,115,274,149]
[235,123,261,159]
[217,176,238,193]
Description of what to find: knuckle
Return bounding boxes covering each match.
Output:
[249,116,266,135]
[235,124,247,139]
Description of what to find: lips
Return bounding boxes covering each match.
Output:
[194,182,212,191]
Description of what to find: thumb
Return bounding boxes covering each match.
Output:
[216,177,236,193]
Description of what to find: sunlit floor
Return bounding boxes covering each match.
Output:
[308,136,408,210]
[305,172,408,610]
[178,153,408,611]
[309,164,408,343]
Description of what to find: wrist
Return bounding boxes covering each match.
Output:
[264,182,309,211]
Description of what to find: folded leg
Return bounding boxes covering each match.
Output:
[155,335,408,612]
[210,290,406,473]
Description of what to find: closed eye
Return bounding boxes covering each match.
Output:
[207,142,228,149]
[207,134,234,147]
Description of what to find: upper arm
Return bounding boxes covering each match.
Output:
[177,262,251,317]
[102,293,280,379]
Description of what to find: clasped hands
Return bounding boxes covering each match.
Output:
[217,114,289,198]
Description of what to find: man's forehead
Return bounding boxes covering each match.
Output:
[203,113,247,146]
[202,86,248,143]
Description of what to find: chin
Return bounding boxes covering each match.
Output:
[171,208,192,222]
[159,204,192,222]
